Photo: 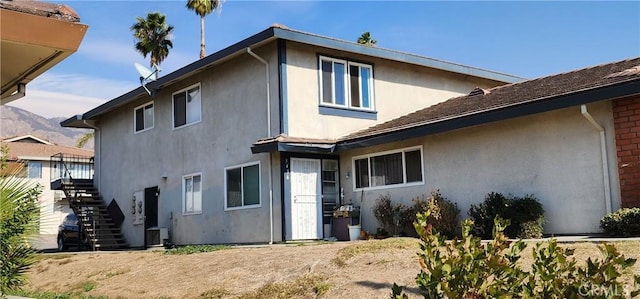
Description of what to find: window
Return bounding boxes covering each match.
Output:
[183,173,202,214]
[27,161,42,178]
[353,146,423,190]
[173,84,201,128]
[319,56,374,110]
[225,162,260,210]
[134,102,154,132]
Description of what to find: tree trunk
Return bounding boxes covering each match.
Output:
[200,15,206,59]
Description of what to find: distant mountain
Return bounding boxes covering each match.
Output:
[0,105,93,149]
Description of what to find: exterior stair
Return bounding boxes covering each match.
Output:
[59,178,128,250]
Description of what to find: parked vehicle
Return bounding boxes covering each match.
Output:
[57,213,87,251]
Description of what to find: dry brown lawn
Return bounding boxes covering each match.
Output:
[23,239,640,299]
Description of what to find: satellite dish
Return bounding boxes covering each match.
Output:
[134,63,161,95]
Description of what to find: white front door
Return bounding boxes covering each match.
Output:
[290,158,322,240]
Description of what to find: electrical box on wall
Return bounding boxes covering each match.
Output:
[132,191,144,225]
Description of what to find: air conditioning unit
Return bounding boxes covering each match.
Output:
[146,227,169,246]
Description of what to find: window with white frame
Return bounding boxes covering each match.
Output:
[353,147,423,189]
[225,162,260,210]
[134,102,154,132]
[173,84,201,128]
[27,161,42,179]
[183,173,202,214]
[319,56,374,110]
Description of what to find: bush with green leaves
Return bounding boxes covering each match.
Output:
[400,191,460,239]
[391,197,640,299]
[468,192,544,239]
[600,208,640,237]
[0,170,42,294]
[372,194,405,236]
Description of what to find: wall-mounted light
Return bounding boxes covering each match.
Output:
[345,171,351,180]
[161,173,168,179]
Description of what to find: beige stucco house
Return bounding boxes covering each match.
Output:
[2,135,93,234]
[62,26,640,247]
[61,25,520,246]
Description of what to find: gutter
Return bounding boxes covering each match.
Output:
[580,104,612,214]
[247,47,274,244]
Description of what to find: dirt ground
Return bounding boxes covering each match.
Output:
[23,239,640,299]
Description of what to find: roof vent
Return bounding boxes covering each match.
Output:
[468,87,490,96]
[605,65,640,78]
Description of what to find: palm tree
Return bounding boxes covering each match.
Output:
[186,0,223,59]
[130,12,174,68]
[357,32,377,46]
[0,150,42,294]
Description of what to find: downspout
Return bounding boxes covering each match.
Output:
[82,120,100,190]
[580,105,612,214]
[247,47,274,244]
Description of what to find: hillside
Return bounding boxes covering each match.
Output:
[0,105,93,149]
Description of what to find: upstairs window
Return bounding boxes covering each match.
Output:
[353,146,423,190]
[173,84,201,128]
[319,56,374,111]
[134,101,154,133]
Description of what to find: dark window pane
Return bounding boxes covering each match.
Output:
[243,165,260,206]
[350,65,360,107]
[334,62,345,105]
[135,107,144,131]
[226,168,242,207]
[322,61,333,103]
[354,158,369,188]
[173,93,187,127]
[405,150,423,182]
[371,153,403,186]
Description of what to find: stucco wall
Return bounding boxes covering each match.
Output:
[284,41,506,139]
[339,101,620,235]
[95,44,282,246]
[34,161,72,234]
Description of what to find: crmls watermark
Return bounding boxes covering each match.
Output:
[578,284,632,297]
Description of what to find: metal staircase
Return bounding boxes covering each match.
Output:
[50,154,128,250]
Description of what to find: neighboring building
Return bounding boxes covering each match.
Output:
[1,135,93,234]
[0,0,87,103]
[60,25,520,247]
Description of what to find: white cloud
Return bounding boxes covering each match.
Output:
[7,90,107,119]
[7,73,139,118]
[78,38,196,74]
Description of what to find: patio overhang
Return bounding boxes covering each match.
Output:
[251,135,337,154]
[0,1,88,103]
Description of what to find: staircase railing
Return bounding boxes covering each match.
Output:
[50,153,96,250]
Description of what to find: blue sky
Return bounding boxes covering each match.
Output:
[8,1,640,118]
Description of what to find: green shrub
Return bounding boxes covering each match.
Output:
[468,192,544,239]
[392,198,640,298]
[372,194,404,236]
[400,191,460,239]
[0,167,42,294]
[601,208,640,236]
[164,244,230,255]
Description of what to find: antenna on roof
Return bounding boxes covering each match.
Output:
[134,63,161,95]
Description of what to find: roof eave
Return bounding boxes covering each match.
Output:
[271,28,523,84]
[336,79,640,151]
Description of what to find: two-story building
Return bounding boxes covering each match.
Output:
[2,135,93,234]
[60,25,519,246]
[61,25,639,247]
